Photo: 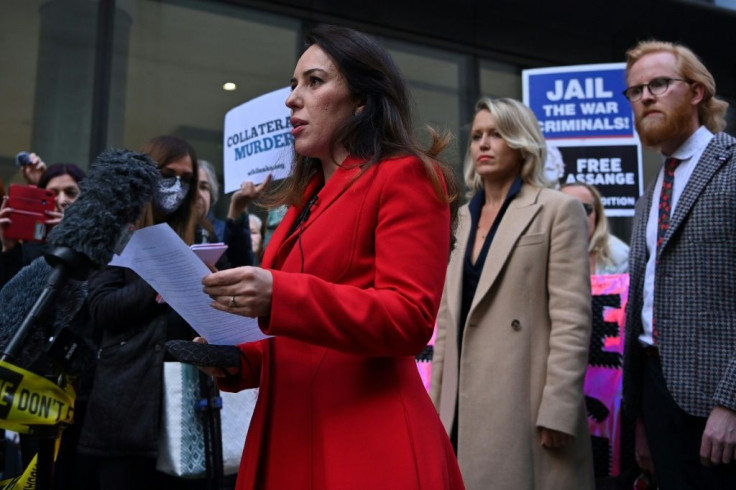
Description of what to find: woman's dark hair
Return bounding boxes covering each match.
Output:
[267,25,458,245]
[141,135,199,245]
[38,163,87,189]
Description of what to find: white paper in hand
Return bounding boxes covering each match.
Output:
[110,223,267,345]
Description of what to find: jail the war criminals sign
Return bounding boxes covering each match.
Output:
[523,63,633,140]
[223,86,294,192]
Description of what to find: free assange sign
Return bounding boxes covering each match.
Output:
[223,86,294,193]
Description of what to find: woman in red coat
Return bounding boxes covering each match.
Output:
[198,25,464,489]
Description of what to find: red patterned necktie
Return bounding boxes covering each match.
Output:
[652,156,680,343]
[656,157,680,253]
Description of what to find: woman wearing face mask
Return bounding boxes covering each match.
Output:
[0,162,86,288]
[77,135,203,490]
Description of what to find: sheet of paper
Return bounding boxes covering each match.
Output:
[109,223,267,345]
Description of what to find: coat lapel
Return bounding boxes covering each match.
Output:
[470,184,541,315]
[259,160,367,391]
[295,158,364,236]
[443,207,471,331]
[660,136,732,255]
[631,178,655,266]
[263,158,365,269]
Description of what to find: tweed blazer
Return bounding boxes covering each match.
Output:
[623,132,736,418]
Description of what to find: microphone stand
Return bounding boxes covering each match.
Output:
[0,246,92,490]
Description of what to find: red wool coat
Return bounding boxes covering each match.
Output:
[219,155,464,489]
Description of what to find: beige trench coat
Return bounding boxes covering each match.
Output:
[431,184,594,490]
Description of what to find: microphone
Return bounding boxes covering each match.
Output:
[294,193,319,273]
[46,148,162,270]
[0,149,161,370]
[289,192,320,237]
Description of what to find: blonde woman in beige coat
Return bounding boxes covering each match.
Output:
[431,97,594,490]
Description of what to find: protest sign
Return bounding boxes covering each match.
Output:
[524,64,643,216]
[524,63,633,140]
[223,86,294,193]
[586,274,631,478]
[557,143,642,216]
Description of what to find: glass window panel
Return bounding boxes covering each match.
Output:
[110,0,300,199]
[0,0,98,188]
[479,59,522,100]
[381,38,470,178]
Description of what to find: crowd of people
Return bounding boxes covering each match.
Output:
[1,25,735,490]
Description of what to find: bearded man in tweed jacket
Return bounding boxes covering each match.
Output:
[622,40,736,489]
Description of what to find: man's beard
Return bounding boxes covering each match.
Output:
[635,99,694,150]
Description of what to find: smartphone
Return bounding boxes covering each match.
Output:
[191,243,227,268]
[3,184,56,242]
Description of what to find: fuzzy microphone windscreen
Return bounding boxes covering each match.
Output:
[46,149,161,268]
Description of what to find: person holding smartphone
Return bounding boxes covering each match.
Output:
[0,161,86,288]
[0,160,90,488]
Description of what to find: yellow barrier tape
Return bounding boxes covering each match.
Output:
[0,360,75,433]
[0,439,62,490]
[0,454,38,489]
[0,360,73,488]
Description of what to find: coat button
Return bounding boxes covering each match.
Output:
[155,344,162,351]
[511,319,521,331]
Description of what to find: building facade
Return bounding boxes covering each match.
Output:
[1,0,734,235]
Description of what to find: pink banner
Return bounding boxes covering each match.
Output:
[586,273,629,477]
[415,328,435,392]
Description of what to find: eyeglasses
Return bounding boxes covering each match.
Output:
[622,77,691,102]
[582,203,594,216]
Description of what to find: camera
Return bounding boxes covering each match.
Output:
[14,151,32,167]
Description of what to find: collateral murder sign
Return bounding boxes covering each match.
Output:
[223,86,294,193]
[523,63,643,216]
